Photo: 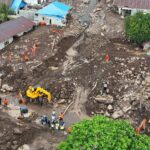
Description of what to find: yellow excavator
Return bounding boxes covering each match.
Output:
[26,86,52,103]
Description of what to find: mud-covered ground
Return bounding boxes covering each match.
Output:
[0,109,66,150]
[1,0,150,149]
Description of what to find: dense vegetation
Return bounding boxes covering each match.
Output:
[125,12,150,45]
[58,115,150,150]
[0,3,13,22]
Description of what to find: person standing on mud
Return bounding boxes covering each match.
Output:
[102,82,110,94]
[59,112,64,121]
[102,82,107,94]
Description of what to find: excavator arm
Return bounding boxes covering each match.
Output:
[136,118,148,134]
[26,86,52,103]
[35,87,52,103]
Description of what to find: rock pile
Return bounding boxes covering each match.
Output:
[87,53,150,120]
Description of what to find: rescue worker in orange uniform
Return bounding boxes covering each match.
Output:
[67,127,72,134]
[3,99,9,109]
[59,112,64,121]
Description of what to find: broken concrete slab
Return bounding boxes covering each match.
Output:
[107,104,113,110]
[57,99,66,104]
[145,76,150,84]
[13,128,23,135]
[95,95,114,104]
[18,144,30,150]
[112,110,123,119]
[82,0,90,4]
[1,84,13,92]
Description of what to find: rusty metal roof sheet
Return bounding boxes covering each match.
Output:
[0,0,12,5]
[114,0,150,10]
[0,17,35,43]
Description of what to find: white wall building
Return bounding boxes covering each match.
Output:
[114,0,150,16]
[34,14,66,26]
[35,1,72,26]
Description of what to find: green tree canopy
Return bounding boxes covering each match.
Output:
[58,115,150,150]
[125,12,150,44]
[0,3,13,22]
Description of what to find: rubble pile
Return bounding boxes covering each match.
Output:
[1,0,150,148]
[49,81,75,104]
[86,53,150,122]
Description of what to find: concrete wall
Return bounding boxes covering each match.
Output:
[24,0,38,5]
[34,15,66,26]
[24,0,47,5]
[18,9,36,20]
[0,37,13,50]
[118,7,150,16]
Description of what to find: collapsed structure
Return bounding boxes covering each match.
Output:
[0,17,35,50]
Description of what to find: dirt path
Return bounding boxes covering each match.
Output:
[72,86,89,119]
[62,32,85,75]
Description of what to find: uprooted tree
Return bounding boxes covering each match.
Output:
[125,12,150,45]
[58,115,150,150]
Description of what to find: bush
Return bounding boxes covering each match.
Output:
[58,116,150,150]
[0,3,14,22]
[125,12,150,44]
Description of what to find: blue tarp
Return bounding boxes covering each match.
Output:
[11,0,27,12]
[37,1,72,19]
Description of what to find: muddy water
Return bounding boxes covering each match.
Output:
[79,0,98,26]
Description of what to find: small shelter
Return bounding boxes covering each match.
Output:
[35,1,72,26]
[0,17,35,50]
[113,0,150,16]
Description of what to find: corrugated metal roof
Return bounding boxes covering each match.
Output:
[37,1,72,19]
[114,0,150,10]
[0,17,35,43]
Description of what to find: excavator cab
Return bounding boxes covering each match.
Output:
[26,86,52,103]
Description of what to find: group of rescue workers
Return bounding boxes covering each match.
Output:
[0,96,72,133]
[41,111,66,131]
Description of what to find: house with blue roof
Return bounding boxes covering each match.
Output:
[35,1,72,26]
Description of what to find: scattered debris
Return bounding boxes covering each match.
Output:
[1,84,13,92]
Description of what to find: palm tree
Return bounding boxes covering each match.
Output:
[0,3,13,22]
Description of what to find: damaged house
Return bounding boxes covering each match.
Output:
[0,17,35,50]
[35,1,72,26]
[113,0,150,16]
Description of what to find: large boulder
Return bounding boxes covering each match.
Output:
[18,144,30,150]
[13,128,22,135]
[1,84,13,92]
[112,110,123,119]
[95,95,114,104]
[143,41,150,51]
[82,0,90,4]
[145,76,150,84]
